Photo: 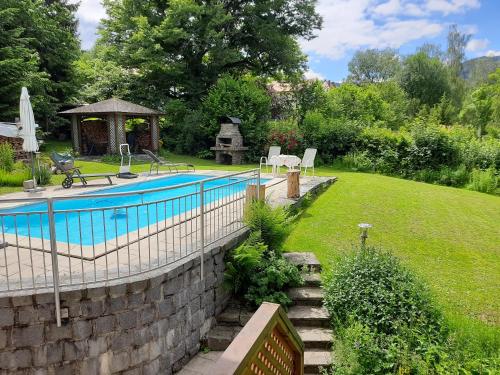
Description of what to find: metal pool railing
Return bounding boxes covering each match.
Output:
[0,169,261,325]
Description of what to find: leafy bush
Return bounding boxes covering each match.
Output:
[0,142,15,172]
[468,168,498,194]
[324,247,446,373]
[405,121,459,172]
[195,150,214,160]
[341,151,373,172]
[34,163,52,186]
[323,247,499,373]
[324,247,443,337]
[301,112,361,162]
[268,119,304,155]
[101,154,121,163]
[243,201,292,253]
[436,165,470,187]
[224,234,302,309]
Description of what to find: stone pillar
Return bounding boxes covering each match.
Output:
[71,115,80,153]
[107,114,117,154]
[116,114,126,147]
[150,115,159,151]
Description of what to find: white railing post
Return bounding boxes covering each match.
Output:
[256,169,261,201]
[47,198,62,327]
[199,181,205,280]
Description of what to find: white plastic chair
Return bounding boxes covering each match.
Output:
[300,148,317,176]
[260,146,281,172]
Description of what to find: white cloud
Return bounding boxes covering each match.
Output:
[373,0,401,16]
[70,0,107,50]
[301,0,481,61]
[304,69,325,80]
[73,0,106,23]
[466,38,489,52]
[424,0,480,15]
[486,50,500,57]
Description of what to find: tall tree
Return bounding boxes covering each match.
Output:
[446,24,471,108]
[347,48,400,84]
[98,0,322,106]
[0,0,49,121]
[399,51,451,108]
[0,0,80,127]
[447,24,471,78]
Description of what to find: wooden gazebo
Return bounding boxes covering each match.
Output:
[59,98,163,154]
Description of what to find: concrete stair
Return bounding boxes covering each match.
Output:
[286,252,333,374]
[288,286,324,306]
[204,252,332,374]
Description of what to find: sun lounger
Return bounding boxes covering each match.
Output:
[142,149,195,174]
[50,152,115,188]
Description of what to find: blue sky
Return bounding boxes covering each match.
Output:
[75,0,500,82]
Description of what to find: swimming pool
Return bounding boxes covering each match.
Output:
[1,173,267,247]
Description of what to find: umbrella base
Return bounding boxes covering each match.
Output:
[23,180,45,193]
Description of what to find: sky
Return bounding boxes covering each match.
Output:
[75,0,500,82]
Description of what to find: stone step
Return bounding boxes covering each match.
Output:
[304,350,332,373]
[215,307,252,327]
[303,273,321,287]
[206,325,242,351]
[296,327,333,350]
[284,252,322,272]
[288,287,324,306]
[287,305,329,328]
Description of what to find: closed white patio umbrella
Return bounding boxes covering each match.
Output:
[19,87,40,191]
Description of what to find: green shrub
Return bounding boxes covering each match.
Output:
[323,247,445,373]
[413,168,440,184]
[324,247,443,337]
[468,168,498,194]
[341,151,373,172]
[243,200,291,253]
[195,150,213,160]
[224,234,302,309]
[0,142,15,172]
[405,121,459,172]
[268,119,304,155]
[436,165,469,187]
[323,247,499,373]
[302,112,361,162]
[34,163,52,186]
[101,154,121,163]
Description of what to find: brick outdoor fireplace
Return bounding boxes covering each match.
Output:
[210,116,248,165]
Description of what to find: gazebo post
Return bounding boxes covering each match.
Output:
[116,114,126,149]
[150,115,159,152]
[107,113,117,154]
[70,114,81,153]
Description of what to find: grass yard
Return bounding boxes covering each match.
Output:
[284,170,500,352]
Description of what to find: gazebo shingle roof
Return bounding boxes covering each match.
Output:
[59,98,164,115]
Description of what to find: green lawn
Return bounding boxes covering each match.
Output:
[283,170,500,349]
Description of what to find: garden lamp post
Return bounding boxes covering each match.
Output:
[358,223,372,248]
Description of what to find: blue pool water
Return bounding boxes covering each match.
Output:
[1,174,267,246]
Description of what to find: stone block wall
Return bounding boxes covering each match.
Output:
[0,242,236,374]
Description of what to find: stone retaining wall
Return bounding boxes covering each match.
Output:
[0,232,245,374]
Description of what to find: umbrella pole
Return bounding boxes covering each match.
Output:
[31,152,38,190]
